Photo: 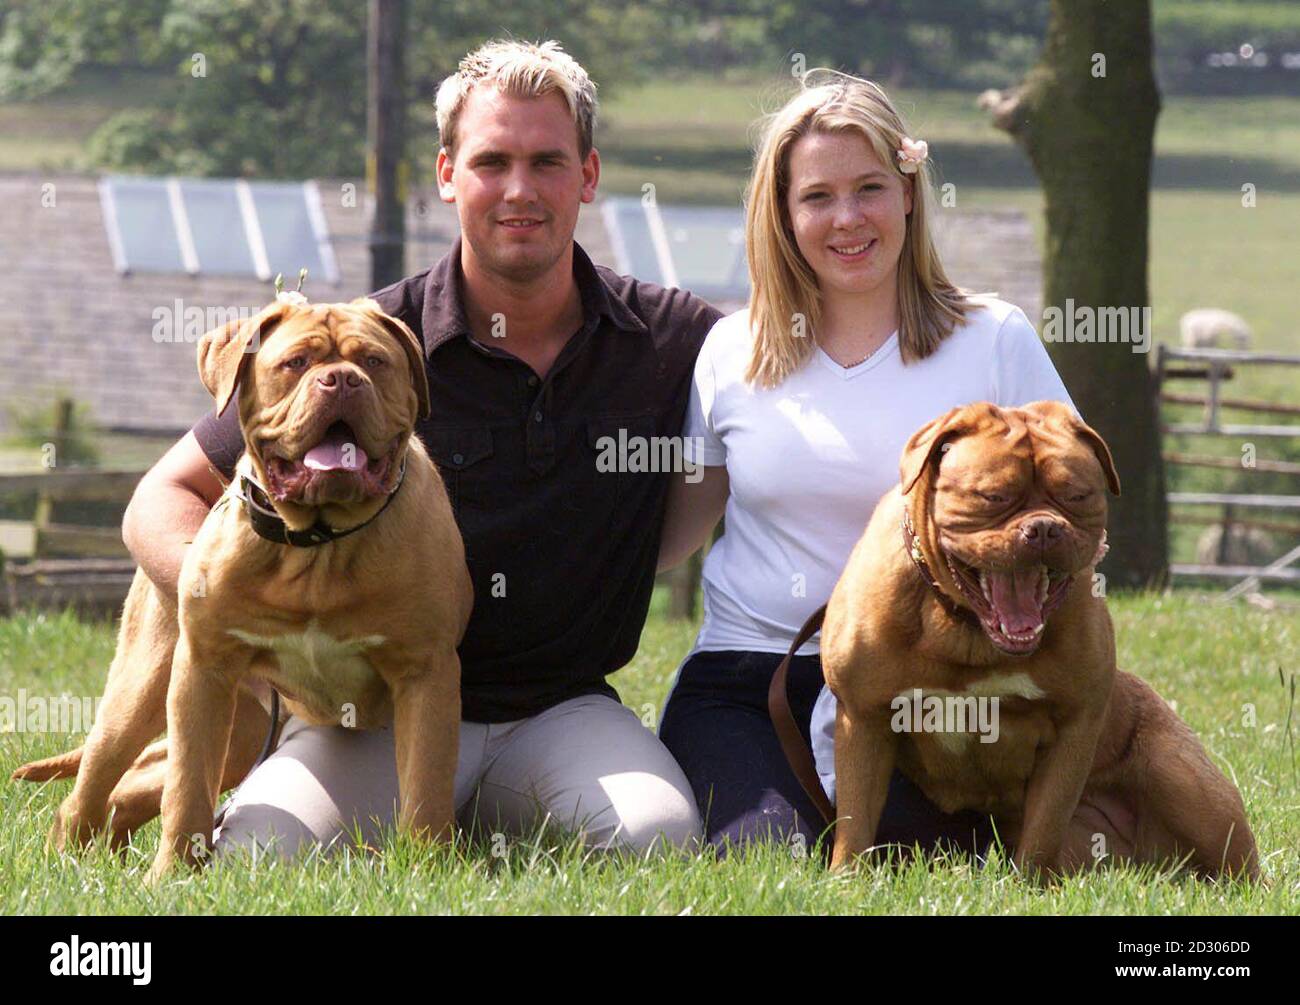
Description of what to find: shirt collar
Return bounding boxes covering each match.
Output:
[420,236,648,358]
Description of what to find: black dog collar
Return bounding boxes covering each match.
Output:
[234,458,407,548]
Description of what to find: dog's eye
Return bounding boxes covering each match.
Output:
[364,355,385,369]
[1066,490,1093,503]
[975,491,1007,504]
[283,356,308,371]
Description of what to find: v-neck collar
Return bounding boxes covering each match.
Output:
[814,331,899,380]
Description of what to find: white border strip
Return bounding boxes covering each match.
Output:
[303,180,341,284]
[166,176,200,275]
[236,180,272,281]
[98,177,129,275]
[642,196,680,289]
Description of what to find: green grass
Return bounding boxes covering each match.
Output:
[2,590,1297,914]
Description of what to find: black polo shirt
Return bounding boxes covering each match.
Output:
[191,238,721,722]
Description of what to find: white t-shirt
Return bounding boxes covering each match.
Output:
[674,295,1079,802]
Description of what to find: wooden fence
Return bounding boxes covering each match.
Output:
[0,466,141,615]
[1157,345,1300,597]
[0,399,142,615]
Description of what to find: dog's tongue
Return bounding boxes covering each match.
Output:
[303,425,368,472]
[986,567,1044,634]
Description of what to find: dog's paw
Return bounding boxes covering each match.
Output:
[1013,850,1067,887]
[48,797,105,853]
[144,855,173,887]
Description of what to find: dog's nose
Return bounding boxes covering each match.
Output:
[1020,517,1063,543]
[314,365,364,396]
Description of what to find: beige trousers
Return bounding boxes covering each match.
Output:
[212,693,702,858]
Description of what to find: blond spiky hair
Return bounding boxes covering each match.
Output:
[435,39,598,158]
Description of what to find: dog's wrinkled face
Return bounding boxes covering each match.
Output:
[197,298,430,512]
[900,401,1120,656]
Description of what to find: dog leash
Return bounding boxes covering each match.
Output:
[768,513,984,831]
[768,604,836,829]
[213,686,284,828]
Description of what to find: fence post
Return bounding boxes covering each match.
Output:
[32,397,73,558]
[1216,503,1235,565]
[1206,362,1223,433]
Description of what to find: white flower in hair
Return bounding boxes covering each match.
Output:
[274,269,309,306]
[897,137,929,174]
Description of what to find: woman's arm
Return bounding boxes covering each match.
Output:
[657,465,730,573]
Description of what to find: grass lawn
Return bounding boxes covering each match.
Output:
[1,589,1296,915]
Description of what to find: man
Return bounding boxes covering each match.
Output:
[127,39,719,856]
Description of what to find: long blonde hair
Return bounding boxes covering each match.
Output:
[744,70,972,388]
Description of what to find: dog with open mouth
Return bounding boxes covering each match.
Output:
[14,296,472,881]
[820,401,1259,881]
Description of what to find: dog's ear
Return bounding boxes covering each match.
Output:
[351,298,431,420]
[197,302,294,417]
[899,405,983,497]
[1070,416,1121,497]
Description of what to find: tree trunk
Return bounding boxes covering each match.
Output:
[990,0,1168,589]
[368,0,407,290]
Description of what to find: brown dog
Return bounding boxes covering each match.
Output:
[821,401,1259,881]
[15,297,472,881]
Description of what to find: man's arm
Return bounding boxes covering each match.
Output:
[121,430,227,602]
[656,465,729,573]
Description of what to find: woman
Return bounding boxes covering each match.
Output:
[656,70,1077,853]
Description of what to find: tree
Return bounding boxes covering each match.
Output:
[71,0,677,179]
[762,0,1050,88]
[85,0,368,178]
[0,0,172,98]
[985,0,1167,588]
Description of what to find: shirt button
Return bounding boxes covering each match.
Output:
[527,375,539,387]
[452,452,464,465]
[534,411,543,423]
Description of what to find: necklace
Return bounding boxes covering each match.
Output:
[828,333,891,369]
[837,345,880,368]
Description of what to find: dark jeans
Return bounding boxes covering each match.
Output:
[658,649,996,857]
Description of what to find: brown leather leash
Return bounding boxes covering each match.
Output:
[768,514,974,832]
[767,603,836,829]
